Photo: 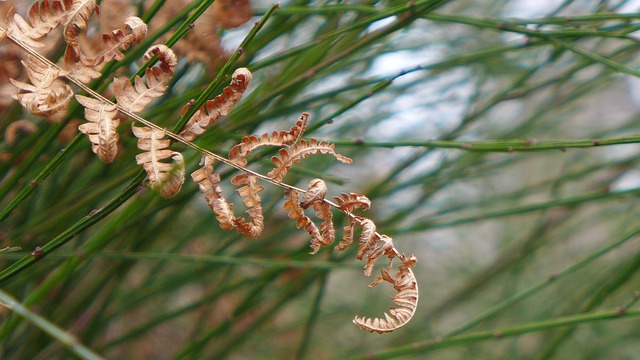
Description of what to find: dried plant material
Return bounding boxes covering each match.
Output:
[112,44,175,113]
[283,189,326,254]
[211,0,253,29]
[63,45,100,83]
[10,59,73,117]
[191,155,235,231]
[268,138,352,182]
[228,113,309,166]
[355,217,377,262]
[76,95,119,162]
[180,67,252,141]
[231,173,264,238]
[3,0,419,332]
[353,264,418,334]
[88,16,147,66]
[5,119,37,145]
[62,0,98,47]
[156,152,185,199]
[333,192,371,213]
[191,157,264,237]
[132,125,184,198]
[146,0,252,71]
[5,0,70,48]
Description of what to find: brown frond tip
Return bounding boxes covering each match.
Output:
[191,156,265,237]
[11,57,73,118]
[87,16,148,66]
[132,124,185,198]
[5,0,71,48]
[63,0,99,47]
[112,44,176,113]
[283,189,327,254]
[232,173,265,238]
[268,138,352,182]
[76,95,120,163]
[191,155,235,231]
[333,192,371,213]
[228,113,309,167]
[180,67,252,141]
[353,264,419,334]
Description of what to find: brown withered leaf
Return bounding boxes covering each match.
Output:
[112,44,175,113]
[132,124,184,198]
[228,113,309,167]
[5,0,71,48]
[353,264,418,334]
[180,68,252,141]
[268,138,352,182]
[76,95,120,163]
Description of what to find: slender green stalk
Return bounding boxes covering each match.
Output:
[351,308,640,359]
[0,290,103,360]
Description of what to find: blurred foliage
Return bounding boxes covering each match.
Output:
[1,0,640,359]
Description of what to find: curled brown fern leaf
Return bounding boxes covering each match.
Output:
[231,173,265,238]
[180,67,252,141]
[268,138,352,182]
[62,0,98,47]
[10,58,73,117]
[353,260,418,334]
[283,189,326,254]
[86,16,147,66]
[191,155,235,231]
[228,113,309,166]
[112,44,175,113]
[132,125,185,199]
[192,156,265,237]
[76,95,119,163]
[4,0,71,48]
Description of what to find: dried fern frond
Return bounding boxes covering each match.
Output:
[353,263,419,334]
[283,189,326,254]
[191,155,235,231]
[62,0,98,47]
[112,44,175,113]
[180,67,252,141]
[63,45,100,83]
[88,16,147,66]
[132,124,185,198]
[333,192,371,213]
[228,113,309,166]
[231,173,264,238]
[5,0,70,48]
[268,138,352,182]
[10,59,72,117]
[76,95,119,163]
[191,156,265,237]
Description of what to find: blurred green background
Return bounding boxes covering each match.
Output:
[1,0,640,359]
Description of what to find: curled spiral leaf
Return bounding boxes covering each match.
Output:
[228,113,309,166]
[191,155,235,231]
[353,264,419,334]
[268,138,352,182]
[180,67,252,141]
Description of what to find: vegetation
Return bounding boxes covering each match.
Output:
[1,0,640,359]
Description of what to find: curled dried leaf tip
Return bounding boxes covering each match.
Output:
[180,67,253,141]
[353,258,419,334]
